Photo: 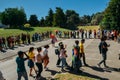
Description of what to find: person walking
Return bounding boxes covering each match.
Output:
[98,36,110,68]
[43,45,50,70]
[27,47,36,76]
[35,47,43,79]
[16,51,29,80]
[72,40,82,72]
[80,39,88,66]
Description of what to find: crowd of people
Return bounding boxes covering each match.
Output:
[1,29,120,53]
[0,31,52,52]
[15,36,113,80]
[1,29,120,80]
[16,45,50,80]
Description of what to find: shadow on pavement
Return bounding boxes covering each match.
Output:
[65,66,108,80]
[88,65,105,72]
[45,68,61,76]
[88,65,120,72]
[68,70,108,80]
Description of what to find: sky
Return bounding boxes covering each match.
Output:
[0,0,110,19]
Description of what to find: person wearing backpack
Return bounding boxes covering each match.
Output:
[80,39,89,66]
[56,42,68,67]
[98,36,110,68]
[72,40,82,72]
[56,42,62,66]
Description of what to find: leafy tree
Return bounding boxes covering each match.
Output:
[66,10,80,29]
[91,12,103,25]
[80,15,91,26]
[29,14,39,27]
[39,17,45,27]
[1,7,27,28]
[53,7,66,28]
[101,0,120,31]
[45,8,54,26]
[0,12,2,22]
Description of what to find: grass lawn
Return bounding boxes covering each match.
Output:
[78,26,100,31]
[54,73,98,80]
[0,27,70,37]
[0,26,99,37]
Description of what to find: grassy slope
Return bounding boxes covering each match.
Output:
[0,27,70,37]
[78,26,100,31]
[0,26,100,37]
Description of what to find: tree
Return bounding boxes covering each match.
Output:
[1,7,27,28]
[29,14,39,27]
[53,7,66,28]
[45,8,54,26]
[65,10,80,29]
[91,12,103,25]
[101,0,120,31]
[80,15,91,26]
[39,17,45,27]
[0,12,2,22]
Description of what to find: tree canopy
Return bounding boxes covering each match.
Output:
[29,14,39,27]
[1,7,27,28]
[101,0,120,31]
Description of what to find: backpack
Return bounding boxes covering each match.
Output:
[55,49,60,55]
[73,46,80,56]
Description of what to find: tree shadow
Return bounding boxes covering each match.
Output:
[19,27,34,32]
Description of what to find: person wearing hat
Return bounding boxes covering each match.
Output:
[16,51,29,80]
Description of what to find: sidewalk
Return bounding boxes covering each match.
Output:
[81,39,120,80]
[0,39,120,80]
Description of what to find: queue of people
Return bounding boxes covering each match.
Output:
[16,45,50,80]
[1,29,120,53]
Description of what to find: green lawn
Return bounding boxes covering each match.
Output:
[0,27,70,37]
[78,26,100,31]
[54,73,98,80]
[0,26,99,37]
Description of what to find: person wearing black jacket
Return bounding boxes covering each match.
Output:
[98,36,110,68]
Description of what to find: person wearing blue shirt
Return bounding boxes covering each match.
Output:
[16,51,29,80]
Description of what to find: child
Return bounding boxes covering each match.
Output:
[35,47,43,78]
[43,45,49,70]
[27,47,36,76]
[16,51,29,80]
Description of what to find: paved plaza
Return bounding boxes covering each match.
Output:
[0,38,120,80]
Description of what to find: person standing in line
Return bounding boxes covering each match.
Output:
[16,51,29,80]
[80,39,88,66]
[35,47,43,79]
[98,36,110,68]
[28,47,36,76]
[43,45,50,70]
[59,44,68,72]
[72,40,82,72]
[56,42,67,66]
